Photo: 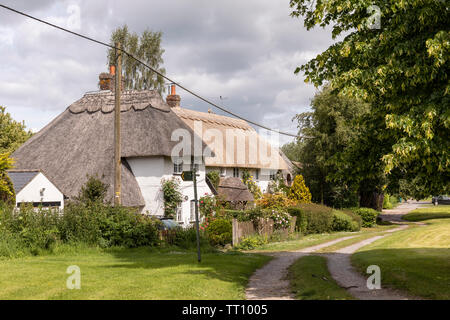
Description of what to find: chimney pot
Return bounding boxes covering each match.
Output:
[166,84,180,108]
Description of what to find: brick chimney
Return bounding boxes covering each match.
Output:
[98,66,124,91]
[166,84,180,108]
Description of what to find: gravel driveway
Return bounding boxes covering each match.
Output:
[245,202,424,300]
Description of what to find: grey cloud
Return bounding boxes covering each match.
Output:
[0,0,337,142]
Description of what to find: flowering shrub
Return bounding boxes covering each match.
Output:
[288,175,312,204]
[256,193,296,209]
[268,209,291,230]
[242,169,262,200]
[199,193,216,218]
[199,216,211,231]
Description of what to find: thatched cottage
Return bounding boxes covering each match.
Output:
[11,70,292,225]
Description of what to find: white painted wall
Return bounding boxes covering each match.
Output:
[127,156,210,227]
[16,172,64,209]
[205,166,277,193]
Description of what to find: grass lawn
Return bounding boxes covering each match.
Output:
[352,207,450,300]
[402,205,450,221]
[288,255,353,300]
[316,225,398,253]
[0,246,271,300]
[250,225,395,253]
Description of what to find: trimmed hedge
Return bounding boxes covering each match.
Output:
[332,210,360,232]
[350,207,380,227]
[288,204,361,234]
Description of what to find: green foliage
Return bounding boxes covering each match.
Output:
[0,153,15,203]
[206,218,232,246]
[242,169,262,200]
[299,203,334,234]
[161,177,183,219]
[287,207,308,234]
[171,227,211,250]
[267,209,292,230]
[199,193,215,218]
[107,25,165,93]
[206,170,220,190]
[234,234,268,250]
[332,210,360,232]
[286,87,368,208]
[0,106,33,154]
[288,174,312,203]
[290,0,450,197]
[76,175,108,204]
[0,202,162,257]
[350,207,380,228]
[255,193,296,209]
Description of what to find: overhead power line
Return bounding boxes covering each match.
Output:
[0,3,303,139]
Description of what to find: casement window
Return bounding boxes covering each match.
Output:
[219,167,226,177]
[176,204,183,222]
[233,167,239,178]
[255,169,260,181]
[269,170,277,181]
[173,158,183,174]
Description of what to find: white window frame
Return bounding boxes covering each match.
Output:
[269,170,277,181]
[176,204,183,222]
[173,158,183,174]
[219,167,226,177]
[233,167,239,178]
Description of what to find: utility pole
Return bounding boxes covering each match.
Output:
[114,42,122,206]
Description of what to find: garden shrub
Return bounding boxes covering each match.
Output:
[161,177,183,218]
[297,203,333,234]
[256,193,296,209]
[332,210,360,232]
[288,175,312,204]
[340,208,363,229]
[206,218,232,246]
[206,170,220,190]
[351,207,380,227]
[287,207,308,234]
[235,234,268,250]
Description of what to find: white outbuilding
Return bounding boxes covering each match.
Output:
[8,170,64,210]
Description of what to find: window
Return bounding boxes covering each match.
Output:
[269,170,277,181]
[173,158,183,174]
[219,167,226,177]
[255,169,259,181]
[190,162,199,172]
[176,204,183,222]
[190,200,196,222]
[233,167,239,178]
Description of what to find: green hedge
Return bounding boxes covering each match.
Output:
[350,207,380,227]
[207,218,232,246]
[332,210,360,232]
[0,202,162,257]
[288,204,361,234]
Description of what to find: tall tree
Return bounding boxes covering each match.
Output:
[287,87,369,208]
[107,25,166,93]
[0,153,14,203]
[0,106,33,154]
[289,0,449,197]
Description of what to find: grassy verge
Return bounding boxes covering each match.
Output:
[316,225,398,253]
[352,211,450,300]
[288,255,353,300]
[0,246,271,300]
[249,225,396,253]
[402,205,450,221]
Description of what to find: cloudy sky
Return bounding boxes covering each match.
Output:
[0,0,338,145]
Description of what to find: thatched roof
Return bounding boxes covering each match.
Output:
[172,107,289,170]
[217,177,254,202]
[12,90,203,207]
